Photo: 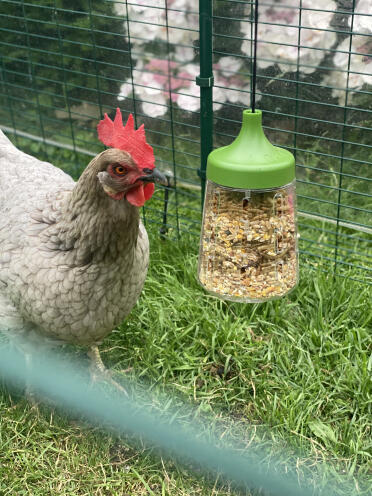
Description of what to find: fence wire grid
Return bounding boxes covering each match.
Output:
[0,0,371,284]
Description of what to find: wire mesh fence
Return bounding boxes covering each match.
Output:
[0,0,371,283]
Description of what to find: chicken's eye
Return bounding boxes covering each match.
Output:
[113,164,127,176]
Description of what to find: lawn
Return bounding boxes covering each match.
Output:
[0,231,371,496]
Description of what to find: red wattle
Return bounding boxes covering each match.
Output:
[144,183,155,200]
[126,182,155,207]
[126,184,145,207]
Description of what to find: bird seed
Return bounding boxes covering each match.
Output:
[198,184,298,302]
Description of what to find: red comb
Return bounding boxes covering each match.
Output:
[97,108,155,170]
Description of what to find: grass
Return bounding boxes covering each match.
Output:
[1,232,371,495]
[1,107,371,495]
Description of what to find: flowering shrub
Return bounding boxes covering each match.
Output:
[117,59,198,116]
[117,55,259,116]
[113,0,371,116]
[116,0,198,55]
[323,0,372,105]
[351,0,371,34]
[114,0,198,116]
[324,36,372,105]
[241,0,337,74]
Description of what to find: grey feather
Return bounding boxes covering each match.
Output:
[0,131,149,346]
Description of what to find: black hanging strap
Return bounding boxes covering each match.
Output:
[251,0,259,113]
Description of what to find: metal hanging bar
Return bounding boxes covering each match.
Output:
[197,0,214,209]
[251,0,259,113]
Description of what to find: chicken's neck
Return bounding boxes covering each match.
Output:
[49,168,140,266]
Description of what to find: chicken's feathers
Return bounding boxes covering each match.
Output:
[0,130,149,347]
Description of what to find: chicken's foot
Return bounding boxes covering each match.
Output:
[25,385,40,410]
[87,345,128,397]
[24,352,48,409]
[24,352,37,404]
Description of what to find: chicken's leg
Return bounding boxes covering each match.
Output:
[24,351,39,407]
[24,349,55,408]
[87,345,128,397]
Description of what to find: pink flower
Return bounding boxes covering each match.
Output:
[118,59,198,115]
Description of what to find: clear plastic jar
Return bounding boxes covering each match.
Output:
[198,180,299,302]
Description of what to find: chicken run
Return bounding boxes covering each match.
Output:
[0,109,166,395]
[0,1,370,494]
[0,0,371,398]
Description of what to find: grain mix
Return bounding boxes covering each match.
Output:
[198,182,298,301]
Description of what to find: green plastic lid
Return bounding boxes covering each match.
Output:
[207,109,295,189]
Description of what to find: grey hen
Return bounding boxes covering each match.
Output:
[0,110,165,394]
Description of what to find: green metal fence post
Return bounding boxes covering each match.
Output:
[197,0,214,209]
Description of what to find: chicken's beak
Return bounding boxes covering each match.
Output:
[140,168,168,185]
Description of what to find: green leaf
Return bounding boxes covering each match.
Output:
[309,420,337,444]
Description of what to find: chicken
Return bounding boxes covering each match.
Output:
[0,108,165,394]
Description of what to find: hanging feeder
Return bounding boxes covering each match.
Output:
[198,109,299,302]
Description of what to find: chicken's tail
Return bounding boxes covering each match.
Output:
[0,129,18,156]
